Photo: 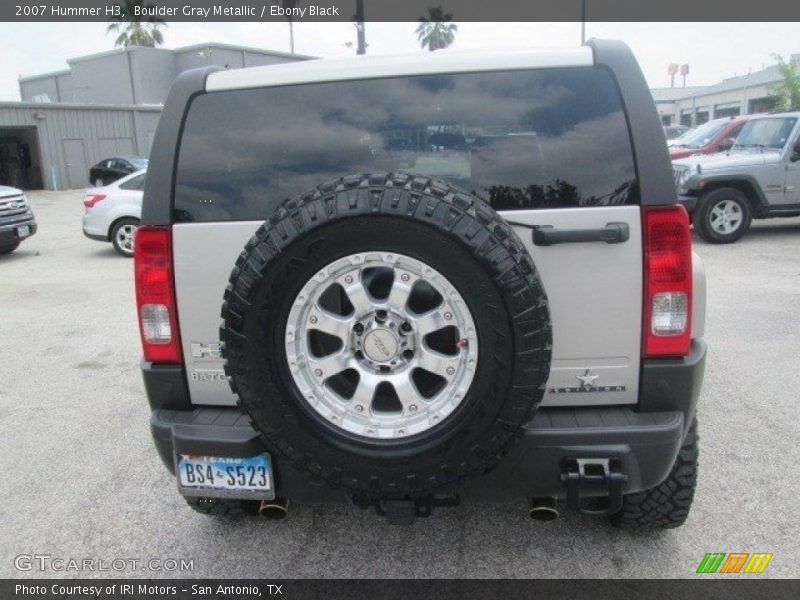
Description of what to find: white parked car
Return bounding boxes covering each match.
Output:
[82,169,144,257]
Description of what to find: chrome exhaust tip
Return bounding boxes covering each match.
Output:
[259,497,289,519]
[529,498,559,521]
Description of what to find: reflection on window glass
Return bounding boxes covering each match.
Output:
[736,118,798,149]
[120,174,145,190]
[174,68,638,222]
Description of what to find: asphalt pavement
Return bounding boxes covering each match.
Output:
[1,191,799,578]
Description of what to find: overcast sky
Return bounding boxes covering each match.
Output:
[0,21,797,101]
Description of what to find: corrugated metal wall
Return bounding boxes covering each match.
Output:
[0,104,161,190]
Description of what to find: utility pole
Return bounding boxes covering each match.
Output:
[580,0,586,44]
[355,0,366,55]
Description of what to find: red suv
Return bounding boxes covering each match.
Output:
[669,116,750,159]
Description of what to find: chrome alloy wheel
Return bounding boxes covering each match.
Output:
[709,199,743,235]
[115,223,137,255]
[285,252,479,440]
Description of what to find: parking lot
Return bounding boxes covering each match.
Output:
[1,190,799,579]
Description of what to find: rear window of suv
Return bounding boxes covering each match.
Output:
[173,67,638,222]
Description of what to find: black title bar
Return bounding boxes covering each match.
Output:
[3,0,800,22]
[4,579,800,600]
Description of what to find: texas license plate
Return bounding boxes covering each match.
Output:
[16,225,30,237]
[176,454,273,499]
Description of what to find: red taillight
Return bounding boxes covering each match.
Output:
[83,194,106,208]
[642,205,692,358]
[134,226,182,363]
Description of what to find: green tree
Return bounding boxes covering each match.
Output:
[415,6,457,52]
[106,0,166,48]
[770,54,800,111]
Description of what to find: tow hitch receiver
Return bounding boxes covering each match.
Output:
[354,494,460,525]
[561,458,627,516]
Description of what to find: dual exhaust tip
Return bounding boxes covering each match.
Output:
[259,497,289,519]
[528,497,559,522]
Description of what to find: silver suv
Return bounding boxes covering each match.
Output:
[138,40,707,527]
[674,112,800,243]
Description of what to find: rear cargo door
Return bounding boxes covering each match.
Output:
[502,207,642,406]
[170,64,643,407]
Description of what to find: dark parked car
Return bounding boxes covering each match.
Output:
[88,156,148,187]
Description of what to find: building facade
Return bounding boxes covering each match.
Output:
[1,43,311,190]
[652,55,799,127]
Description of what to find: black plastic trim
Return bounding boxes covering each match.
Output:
[688,174,769,207]
[82,230,107,242]
[677,195,698,212]
[0,220,37,244]
[141,66,222,226]
[588,39,676,206]
[147,340,706,502]
[532,222,630,246]
[141,361,192,411]
[639,339,706,435]
[151,408,264,473]
[150,405,687,502]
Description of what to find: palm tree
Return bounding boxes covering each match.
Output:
[272,1,302,54]
[106,0,166,48]
[415,6,457,52]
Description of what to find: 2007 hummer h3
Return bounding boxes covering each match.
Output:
[138,40,707,527]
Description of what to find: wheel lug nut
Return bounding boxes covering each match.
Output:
[309,315,318,324]
[376,310,388,322]
[401,273,410,282]
[400,322,412,333]
[314,369,323,377]
[409,405,417,412]
[353,323,364,334]
[444,312,452,320]
[355,405,364,412]
[345,275,353,284]
[446,367,455,375]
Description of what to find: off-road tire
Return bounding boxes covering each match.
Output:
[221,173,552,498]
[609,420,698,529]
[184,496,260,516]
[694,188,752,244]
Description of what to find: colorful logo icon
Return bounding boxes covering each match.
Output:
[696,552,773,574]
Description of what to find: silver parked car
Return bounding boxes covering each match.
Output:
[674,112,800,243]
[82,169,145,256]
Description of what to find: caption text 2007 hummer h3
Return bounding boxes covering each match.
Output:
[137,40,706,527]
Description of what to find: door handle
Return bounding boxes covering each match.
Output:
[532,222,630,246]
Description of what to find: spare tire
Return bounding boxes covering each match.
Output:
[221,173,551,497]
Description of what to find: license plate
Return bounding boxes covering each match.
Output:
[176,454,273,498]
[16,225,31,237]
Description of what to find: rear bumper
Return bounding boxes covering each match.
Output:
[82,212,108,241]
[147,340,706,502]
[0,217,37,246]
[83,229,107,242]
